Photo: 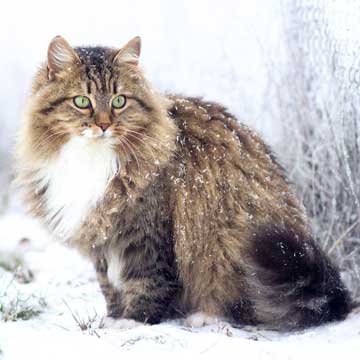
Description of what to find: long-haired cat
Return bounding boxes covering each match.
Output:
[15,36,351,330]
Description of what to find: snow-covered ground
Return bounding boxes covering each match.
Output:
[0,210,359,360]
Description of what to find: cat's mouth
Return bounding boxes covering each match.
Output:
[80,127,113,140]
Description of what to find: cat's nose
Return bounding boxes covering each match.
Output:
[98,122,110,131]
[96,112,111,132]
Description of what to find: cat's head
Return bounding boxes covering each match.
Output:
[20,36,176,174]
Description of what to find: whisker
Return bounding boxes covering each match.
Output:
[120,126,180,157]
[125,124,177,146]
[120,137,141,174]
[33,130,69,152]
[122,127,178,149]
[114,136,131,167]
[116,138,130,165]
[36,132,68,149]
[121,128,167,154]
[123,132,157,159]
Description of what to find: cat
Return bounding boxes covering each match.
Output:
[15,35,351,331]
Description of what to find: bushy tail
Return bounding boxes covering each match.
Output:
[245,225,351,331]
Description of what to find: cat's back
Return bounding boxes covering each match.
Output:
[166,95,307,246]
[167,95,278,165]
[168,95,250,147]
[167,95,285,186]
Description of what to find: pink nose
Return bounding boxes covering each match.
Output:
[98,123,110,131]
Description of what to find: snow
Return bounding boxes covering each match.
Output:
[0,210,359,359]
[1,1,360,358]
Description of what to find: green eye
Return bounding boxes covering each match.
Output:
[74,96,91,109]
[112,95,126,109]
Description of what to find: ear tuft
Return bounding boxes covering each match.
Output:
[47,36,80,80]
[113,36,141,66]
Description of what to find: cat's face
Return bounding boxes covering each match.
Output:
[23,36,175,171]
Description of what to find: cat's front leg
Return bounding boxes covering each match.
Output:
[95,258,142,329]
[107,238,178,325]
[120,275,176,325]
[94,257,124,318]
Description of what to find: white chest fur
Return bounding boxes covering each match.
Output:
[39,137,120,239]
[107,251,124,290]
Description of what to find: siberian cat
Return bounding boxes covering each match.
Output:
[15,36,351,330]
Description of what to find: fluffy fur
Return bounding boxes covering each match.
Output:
[15,36,351,331]
[40,136,119,238]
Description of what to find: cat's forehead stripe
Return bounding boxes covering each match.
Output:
[112,80,118,94]
[86,81,92,95]
[75,46,114,93]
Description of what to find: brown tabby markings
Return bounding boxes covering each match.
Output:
[15,36,350,330]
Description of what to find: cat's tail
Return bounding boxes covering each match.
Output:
[243,225,352,331]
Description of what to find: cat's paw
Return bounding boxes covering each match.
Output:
[102,316,144,329]
[185,312,219,328]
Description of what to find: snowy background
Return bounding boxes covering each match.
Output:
[1,0,360,358]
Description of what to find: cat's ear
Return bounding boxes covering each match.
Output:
[47,36,81,80]
[113,36,141,66]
